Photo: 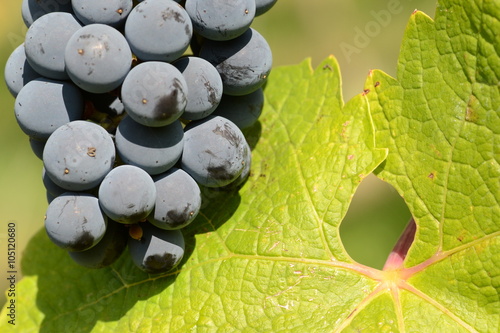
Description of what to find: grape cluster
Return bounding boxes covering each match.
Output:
[5,0,276,274]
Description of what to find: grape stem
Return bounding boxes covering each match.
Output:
[383,217,416,271]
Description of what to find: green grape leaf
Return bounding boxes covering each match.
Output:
[0,57,387,332]
[363,0,500,331]
[1,0,499,332]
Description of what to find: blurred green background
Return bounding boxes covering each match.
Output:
[0,0,436,306]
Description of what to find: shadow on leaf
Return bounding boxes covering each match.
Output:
[20,135,252,333]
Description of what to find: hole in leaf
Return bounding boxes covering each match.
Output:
[339,174,412,270]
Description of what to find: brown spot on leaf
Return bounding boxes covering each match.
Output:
[347,308,358,319]
[465,95,479,123]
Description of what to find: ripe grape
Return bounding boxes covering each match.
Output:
[128,222,185,274]
[212,88,264,129]
[21,0,74,28]
[29,137,46,160]
[200,28,272,96]
[71,0,133,27]
[98,165,156,224]
[45,192,107,252]
[120,61,188,127]
[14,78,84,140]
[181,116,249,187]
[185,0,256,41]
[64,23,132,93]
[149,168,201,230]
[173,56,223,120]
[124,0,192,62]
[219,139,252,190]
[42,167,67,198]
[8,0,276,274]
[43,120,116,191]
[255,0,277,16]
[115,116,184,175]
[24,12,82,80]
[4,43,41,97]
[68,220,128,268]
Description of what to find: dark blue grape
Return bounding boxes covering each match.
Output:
[121,61,188,127]
[200,28,272,96]
[173,56,223,120]
[29,137,46,160]
[255,0,277,16]
[68,220,128,268]
[124,0,192,62]
[46,191,56,205]
[128,222,185,274]
[65,24,132,93]
[21,0,74,27]
[42,167,67,197]
[43,120,116,191]
[45,192,107,252]
[4,44,41,98]
[10,0,274,273]
[72,0,133,27]
[185,0,256,41]
[115,116,184,175]
[219,139,251,190]
[212,88,264,129]
[98,165,156,224]
[149,168,201,230]
[15,78,84,140]
[24,12,82,80]
[181,115,250,187]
